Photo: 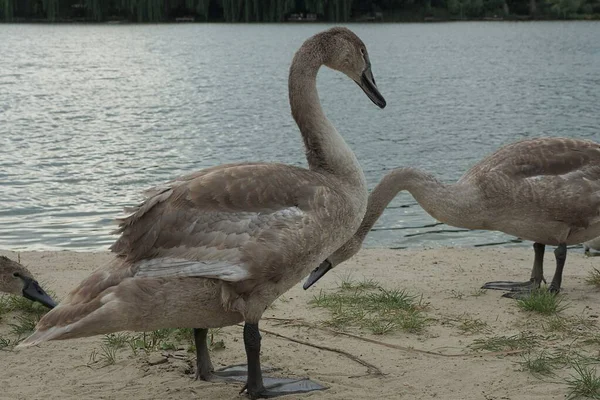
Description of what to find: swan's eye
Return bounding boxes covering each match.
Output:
[12,272,20,278]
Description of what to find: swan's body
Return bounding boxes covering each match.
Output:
[0,256,56,308]
[584,236,600,255]
[305,138,600,297]
[19,27,385,399]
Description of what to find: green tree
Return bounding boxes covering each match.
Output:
[546,0,581,16]
[0,0,15,21]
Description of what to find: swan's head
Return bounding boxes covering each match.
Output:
[303,237,363,290]
[0,256,57,309]
[319,27,386,109]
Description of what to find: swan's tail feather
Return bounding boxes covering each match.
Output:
[17,326,71,348]
[16,295,109,349]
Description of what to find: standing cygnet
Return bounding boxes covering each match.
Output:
[0,256,56,309]
[17,27,386,400]
[305,138,600,300]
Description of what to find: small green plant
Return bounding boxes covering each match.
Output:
[457,316,491,335]
[543,315,596,338]
[553,347,599,369]
[470,333,539,352]
[566,361,600,399]
[585,268,600,288]
[0,286,56,349]
[160,341,177,351]
[103,333,132,349]
[369,319,397,335]
[208,328,224,350]
[310,279,428,335]
[516,289,567,315]
[133,333,153,351]
[131,329,174,351]
[93,328,200,366]
[395,311,427,333]
[543,316,571,333]
[9,314,39,337]
[90,343,119,366]
[572,315,597,332]
[520,351,562,377]
[125,328,200,353]
[100,343,118,365]
[0,286,57,321]
[339,275,379,291]
[173,328,194,344]
[338,273,356,290]
[127,339,139,356]
[0,296,10,317]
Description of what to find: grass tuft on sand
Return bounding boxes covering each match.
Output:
[516,288,568,315]
[310,276,428,334]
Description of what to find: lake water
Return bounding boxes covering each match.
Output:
[0,22,598,252]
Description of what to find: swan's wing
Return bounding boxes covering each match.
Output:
[56,163,340,310]
[110,163,337,280]
[461,138,600,227]
[460,138,600,182]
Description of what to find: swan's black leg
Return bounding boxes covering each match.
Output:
[548,243,566,293]
[241,322,267,398]
[194,328,214,381]
[482,243,546,297]
[239,322,326,399]
[192,324,324,396]
[530,242,546,284]
[194,328,258,381]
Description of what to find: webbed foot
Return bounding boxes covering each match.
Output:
[240,377,326,399]
[481,278,544,292]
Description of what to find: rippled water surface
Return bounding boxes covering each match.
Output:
[0,22,598,251]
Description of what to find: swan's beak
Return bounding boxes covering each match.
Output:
[303,259,333,290]
[22,278,57,309]
[358,66,386,109]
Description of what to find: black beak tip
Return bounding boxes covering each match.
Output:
[303,260,333,290]
[303,277,316,290]
[359,72,386,110]
[22,280,57,309]
[44,297,58,309]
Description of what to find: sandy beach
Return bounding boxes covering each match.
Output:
[1,247,599,400]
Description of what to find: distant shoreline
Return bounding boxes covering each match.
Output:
[2,16,599,24]
[3,0,599,24]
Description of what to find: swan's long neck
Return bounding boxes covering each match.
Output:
[329,167,482,266]
[358,168,482,241]
[288,42,365,187]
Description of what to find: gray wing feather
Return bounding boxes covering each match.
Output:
[134,257,249,281]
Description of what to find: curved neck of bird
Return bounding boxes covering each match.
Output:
[288,40,365,187]
[352,167,478,245]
